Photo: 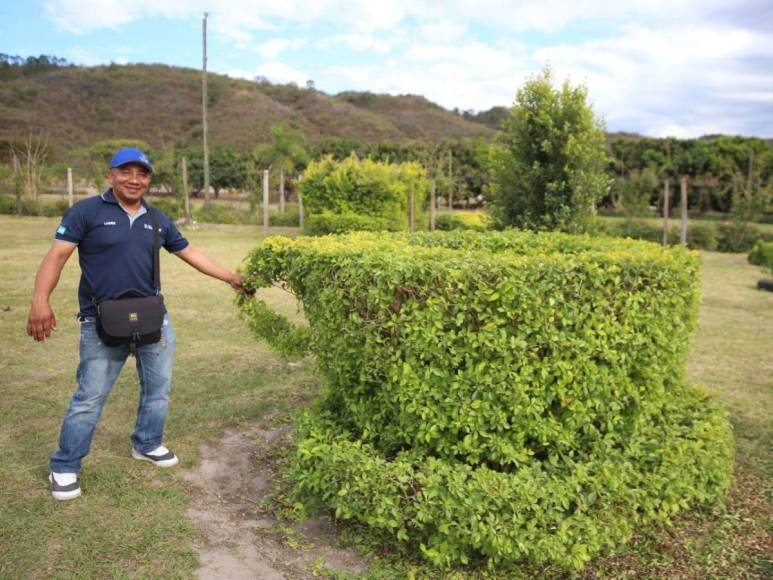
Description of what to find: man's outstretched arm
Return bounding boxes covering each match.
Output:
[174,245,242,289]
[28,240,77,342]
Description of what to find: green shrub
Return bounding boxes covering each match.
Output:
[269,205,300,227]
[0,195,17,214]
[303,211,397,235]
[239,230,733,571]
[611,218,664,243]
[147,197,182,219]
[435,211,491,231]
[748,240,773,274]
[717,222,762,252]
[686,222,718,251]
[299,155,430,232]
[605,220,719,252]
[0,195,70,217]
[193,204,255,225]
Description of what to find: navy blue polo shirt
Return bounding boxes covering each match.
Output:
[55,189,189,317]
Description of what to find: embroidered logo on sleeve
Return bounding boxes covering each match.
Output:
[56,225,67,235]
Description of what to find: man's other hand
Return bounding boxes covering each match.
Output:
[27,301,57,342]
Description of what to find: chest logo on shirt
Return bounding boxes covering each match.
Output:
[144,224,161,232]
[103,221,117,226]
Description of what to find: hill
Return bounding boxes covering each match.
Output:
[0,63,494,158]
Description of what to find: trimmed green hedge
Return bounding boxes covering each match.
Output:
[298,155,430,234]
[239,230,733,570]
[303,210,398,235]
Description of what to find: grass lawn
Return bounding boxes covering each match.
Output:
[0,216,770,578]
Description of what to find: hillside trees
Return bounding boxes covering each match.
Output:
[487,68,610,232]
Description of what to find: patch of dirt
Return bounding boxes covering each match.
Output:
[181,420,369,579]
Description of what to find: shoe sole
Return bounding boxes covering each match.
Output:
[132,449,179,468]
[49,474,82,501]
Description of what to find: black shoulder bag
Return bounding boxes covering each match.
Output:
[83,208,165,354]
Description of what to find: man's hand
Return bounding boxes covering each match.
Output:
[27,300,57,342]
[227,273,244,291]
[27,240,75,342]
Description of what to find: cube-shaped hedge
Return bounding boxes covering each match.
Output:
[239,230,733,570]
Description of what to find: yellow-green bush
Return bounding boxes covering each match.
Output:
[299,155,430,234]
[748,240,773,274]
[238,230,734,570]
[435,211,491,231]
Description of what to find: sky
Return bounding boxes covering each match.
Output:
[2,0,772,138]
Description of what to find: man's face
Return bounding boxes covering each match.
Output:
[107,163,151,205]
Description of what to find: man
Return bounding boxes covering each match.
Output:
[27,147,243,500]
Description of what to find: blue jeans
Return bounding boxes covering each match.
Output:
[50,315,176,473]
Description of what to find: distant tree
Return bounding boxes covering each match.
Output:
[86,138,151,190]
[210,148,247,197]
[306,79,316,91]
[252,124,309,207]
[487,68,610,232]
[10,132,49,199]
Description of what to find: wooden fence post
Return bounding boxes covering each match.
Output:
[181,157,191,224]
[430,180,436,231]
[662,178,670,247]
[263,170,270,234]
[67,167,74,208]
[680,176,688,247]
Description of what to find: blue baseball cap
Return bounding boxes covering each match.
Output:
[110,147,153,173]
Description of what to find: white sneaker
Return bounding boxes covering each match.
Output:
[132,445,179,468]
[49,472,82,501]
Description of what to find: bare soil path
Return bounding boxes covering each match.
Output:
[181,419,368,579]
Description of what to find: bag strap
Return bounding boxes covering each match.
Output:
[148,206,161,292]
[80,203,162,302]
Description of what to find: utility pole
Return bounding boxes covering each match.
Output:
[202,12,211,211]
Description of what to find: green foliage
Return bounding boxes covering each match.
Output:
[487,68,611,232]
[147,197,182,219]
[747,240,773,274]
[0,195,69,217]
[304,211,397,235]
[239,230,734,570]
[687,222,718,251]
[603,219,754,252]
[299,155,430,233]
[435,211,491,231]
[192,204,255,225]
[716,222,763,253]
[269,205,301,227]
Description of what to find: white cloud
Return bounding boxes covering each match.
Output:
[317,33,395,54]
[254,37,307,59]
[252,61,310,85]
[533,22,773,136]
